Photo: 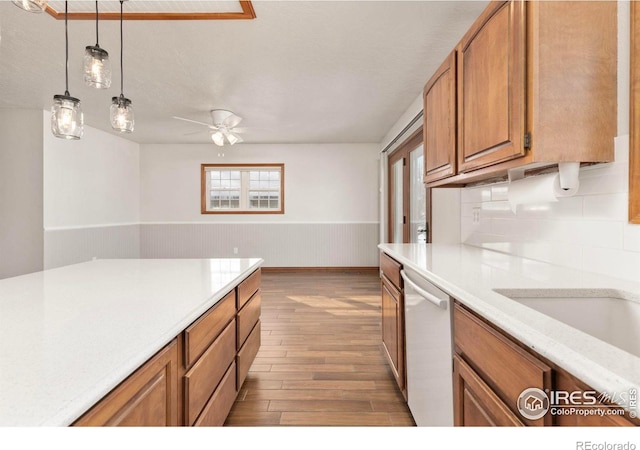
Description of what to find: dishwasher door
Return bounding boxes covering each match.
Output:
[402,268,454,426]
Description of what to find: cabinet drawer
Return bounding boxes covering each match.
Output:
[238,269,261,310]
[237,320,261,390]
[193,362,238,427]
[453,304,551,425]
[237,291,261,350]
[184,319,236,426]
[380,252,402,290]
[184,290,236,368]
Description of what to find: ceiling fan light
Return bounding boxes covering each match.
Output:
[211,131,225,146]
[12,0,48,13]
[51,94,83,140]
[110,96,134,133]
[84,46,111,89]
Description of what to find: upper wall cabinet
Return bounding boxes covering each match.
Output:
[424,0,617,187]
[631,1,640,224]
[424,51,457,184]
[457,1,526,174]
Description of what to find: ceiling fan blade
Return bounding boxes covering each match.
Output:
[172,116,213,128]
[231,127,247,134]
[222,113,243,129]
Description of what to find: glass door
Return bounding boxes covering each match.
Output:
[387,130,430,243]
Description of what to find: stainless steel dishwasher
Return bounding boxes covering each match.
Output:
[401,267,454,426]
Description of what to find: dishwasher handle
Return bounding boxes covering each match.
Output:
[400,270,448,310]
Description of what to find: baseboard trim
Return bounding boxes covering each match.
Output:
[261,266,379,274]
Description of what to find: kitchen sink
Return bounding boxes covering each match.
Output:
[493,288,640,358]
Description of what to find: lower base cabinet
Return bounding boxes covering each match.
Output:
[453,302,638,427]
[73,269,262,427]
[73,340,179,426]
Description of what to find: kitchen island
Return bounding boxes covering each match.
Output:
[0,257,263,426]
[379,243,640,425]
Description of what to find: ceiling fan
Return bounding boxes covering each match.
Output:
[173,109,244,146]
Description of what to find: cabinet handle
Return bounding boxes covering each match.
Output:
[400,270,448,310]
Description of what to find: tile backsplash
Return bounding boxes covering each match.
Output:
[461,135,640,283]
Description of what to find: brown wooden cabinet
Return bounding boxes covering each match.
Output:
[74,268,262,427]
[380,253,405,399]
[423,50,457,183]
[453,303,551,426]
[453,302,638,427]
[453,355,524,426]
[424,0,616,187]
[457,1,526,174]
[73,340,179,426]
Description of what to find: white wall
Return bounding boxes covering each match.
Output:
[0,109,44,279]
[44,113,140,229]
[461,1,640,283]
[139,143,380,266]
[43,115,141,268]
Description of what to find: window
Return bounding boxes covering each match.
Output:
[201,164,284,214]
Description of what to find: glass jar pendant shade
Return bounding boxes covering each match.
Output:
[51,1,83,140]
[84,46,111,89]
[12,0,48,13]
[110,0,134,133]
[84,2,111,89]
[52,95,83,139]
[110,95,134,133]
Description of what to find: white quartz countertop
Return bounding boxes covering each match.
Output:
[378,243,640,412]
[0,258,263,426]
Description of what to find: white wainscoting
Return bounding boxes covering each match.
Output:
[44,223,380,269]
[44,225,141,270]
[139,223,380,267]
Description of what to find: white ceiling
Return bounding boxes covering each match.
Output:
[0,1,488,145]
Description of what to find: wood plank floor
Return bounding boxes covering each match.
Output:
[225,270,415,426]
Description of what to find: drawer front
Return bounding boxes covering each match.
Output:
[184,319,236,426]
[238,269,261,310]
[237,320,261,390]
[184,290,236,368]
[237,291,261,350]
[193,362,238,427]
[380,252,402,290]
[453,304,551,426]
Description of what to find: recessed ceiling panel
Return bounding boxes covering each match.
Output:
[45,1,255,20]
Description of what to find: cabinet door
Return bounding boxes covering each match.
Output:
[457,1,526,173]
[453,355,524,426]
[73,340,178,426]
[381,275,404,394]
[424,50,457,183]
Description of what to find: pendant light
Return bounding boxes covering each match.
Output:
[110,0,134,133]
[12,0,48,13]
[83,1,111,89]
[51,1,83,140]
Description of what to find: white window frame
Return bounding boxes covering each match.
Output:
[201,163,285,214]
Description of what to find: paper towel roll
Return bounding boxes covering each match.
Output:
[507,173,579,213]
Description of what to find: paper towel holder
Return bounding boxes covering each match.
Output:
[507,162,580,190]
[557,162,580,190]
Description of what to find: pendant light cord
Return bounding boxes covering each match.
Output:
[64,1,69,96]
[95,1,99,47]
[119,0,124,98]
